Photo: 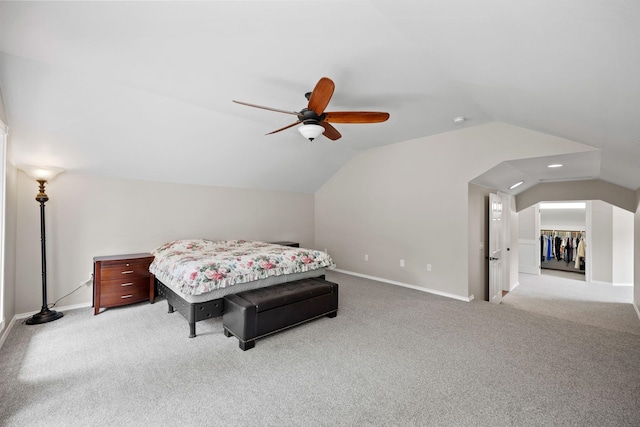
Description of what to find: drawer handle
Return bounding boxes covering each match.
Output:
[121,283,134,287]
[121,270,134,274]
[121,295,133,299]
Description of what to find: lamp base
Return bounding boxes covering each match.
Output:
[25,308,64,325]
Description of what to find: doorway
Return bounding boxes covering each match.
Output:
[511,200,637,333]
[539,201,586,278]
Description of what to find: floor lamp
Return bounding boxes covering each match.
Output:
[19,165,65,325]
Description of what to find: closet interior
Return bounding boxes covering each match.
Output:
[540,230,586,274]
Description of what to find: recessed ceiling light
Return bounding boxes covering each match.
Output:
[453,117,465,124]
[547,163,563,168]
[509,181,524,190]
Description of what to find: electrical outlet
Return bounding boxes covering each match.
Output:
[427,264,432,272]
[400,259,405,267]
[365,254,369,261]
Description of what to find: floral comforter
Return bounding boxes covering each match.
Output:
[149,239,336,296]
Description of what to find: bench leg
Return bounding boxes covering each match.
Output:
[240,340,255,351]
[223,328,252,350]
[326,311,337,318]
[189,322,196,338]
[167,303,174,314]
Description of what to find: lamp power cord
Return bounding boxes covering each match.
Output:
[47,276,93,309]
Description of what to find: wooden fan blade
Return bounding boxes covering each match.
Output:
[233,100,299,116]
[324,111,390,123]
[266,121,301,135]
[307,77,335,115]
[321,122,342,141]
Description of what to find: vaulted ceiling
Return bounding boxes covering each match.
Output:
[1,1,638,194]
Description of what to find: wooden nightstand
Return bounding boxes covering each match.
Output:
[93,253,155,315]
[269,241,300,247]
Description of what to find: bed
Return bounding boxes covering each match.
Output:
[149,239,336,337]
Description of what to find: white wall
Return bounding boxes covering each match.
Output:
[540,206,586,231]
[612,205,634,286]
[591,201,614,284]
[14,173,315,314]
[315,122,594,300]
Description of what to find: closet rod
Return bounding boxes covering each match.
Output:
[540,229,585,237]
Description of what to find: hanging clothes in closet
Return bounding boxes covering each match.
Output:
[575,237,586,270]
[555,235,563,261]
[565,234,573,265]
[540,230,586,274]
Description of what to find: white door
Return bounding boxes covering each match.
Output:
[489,193,503,304]
[517,205,541,275]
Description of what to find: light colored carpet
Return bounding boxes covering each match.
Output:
[1,271,639,426]
[502,270,640,336]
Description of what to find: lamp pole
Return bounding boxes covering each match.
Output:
[25,178,63,324]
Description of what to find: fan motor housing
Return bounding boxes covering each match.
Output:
[298,108,325,124]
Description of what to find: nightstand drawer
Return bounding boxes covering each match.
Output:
[100,262,150,280]
[100,278,150,306]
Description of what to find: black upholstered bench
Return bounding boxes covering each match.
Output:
[222,277,338,350]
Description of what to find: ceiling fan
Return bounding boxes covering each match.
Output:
[233,77,390,141]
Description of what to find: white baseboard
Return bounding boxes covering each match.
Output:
[0,315,17,350]
[333,269,473,302]
[589,280,613,286]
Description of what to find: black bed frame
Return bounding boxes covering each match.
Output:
[156,275,325,338]
[156,278,224,338]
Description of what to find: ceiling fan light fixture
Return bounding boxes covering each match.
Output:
[298,123,324,141]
